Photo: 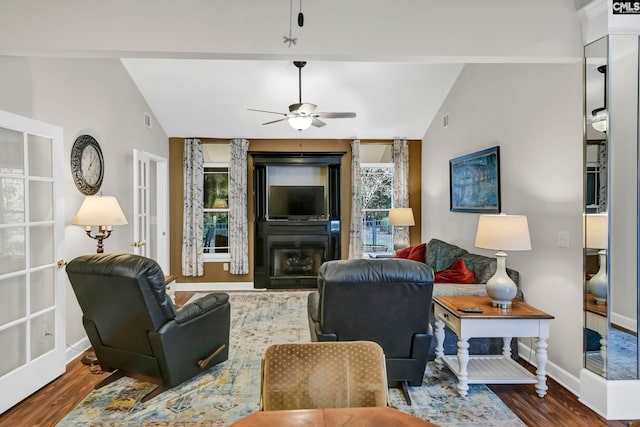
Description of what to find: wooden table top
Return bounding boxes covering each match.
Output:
[434,295,554,320]
[584,293,606,316]
[164,274,177,284]
[229,407,438,427]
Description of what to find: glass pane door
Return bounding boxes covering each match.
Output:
[0,111,65,413]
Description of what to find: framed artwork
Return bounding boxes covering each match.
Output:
[449,146,500,213]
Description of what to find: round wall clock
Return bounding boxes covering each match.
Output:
[71,134,104,195]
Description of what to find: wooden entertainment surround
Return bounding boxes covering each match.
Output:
[252,152,344,289]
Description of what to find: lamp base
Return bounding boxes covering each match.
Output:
[589,249,607,305]
[486,251,517,309]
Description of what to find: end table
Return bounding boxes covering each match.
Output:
[433,295,554,398]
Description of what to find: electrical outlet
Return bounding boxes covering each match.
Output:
[223,263,229,271]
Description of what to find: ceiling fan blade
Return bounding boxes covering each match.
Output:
[289,103,317,114]
[313,112,357,119]
[261,118,288,125]
[311,118,327,127]
[248,108,287,116]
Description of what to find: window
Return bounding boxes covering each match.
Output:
[203,163,229,259]
[586,165,600,213]
[360,163,394,253]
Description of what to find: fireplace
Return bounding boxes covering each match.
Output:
[273,247,324,278]
[259,229,332,289]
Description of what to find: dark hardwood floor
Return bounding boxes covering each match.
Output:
[0,291,633,427]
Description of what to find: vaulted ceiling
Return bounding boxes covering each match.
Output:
[122,59,464,140]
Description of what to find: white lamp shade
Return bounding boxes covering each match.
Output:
[389,208,415,226]
[585,213,608,249]
[72,195,128,226]
[475,214,531,251]
[288,116,312,130]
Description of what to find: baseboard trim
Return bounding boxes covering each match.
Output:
[176,282,256,292]
[517,340,580,396]
[66,337,90,364]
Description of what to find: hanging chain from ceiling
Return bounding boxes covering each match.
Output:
[283,0,304,48]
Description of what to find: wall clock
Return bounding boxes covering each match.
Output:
[71,134,104,195]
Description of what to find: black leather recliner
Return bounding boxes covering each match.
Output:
[307,258,434,404]
[66,253,230,402]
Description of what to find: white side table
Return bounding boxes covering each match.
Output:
[585,293,607,376]
[433,295,554,398]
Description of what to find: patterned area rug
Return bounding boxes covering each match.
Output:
[57,292,525,427]
[586,327,638,380]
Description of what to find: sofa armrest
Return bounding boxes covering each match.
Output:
[432,283,487,298]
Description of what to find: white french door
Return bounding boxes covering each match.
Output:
[132,150,168,272]
[0,110,65,414]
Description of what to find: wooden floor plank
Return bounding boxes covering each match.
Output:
[0,291,634,427]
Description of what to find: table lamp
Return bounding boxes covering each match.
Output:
[585,213,608,304]
[475,213,531,308]
[389,207,415,250]
[72,194,128,253]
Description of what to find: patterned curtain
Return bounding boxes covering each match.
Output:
[348,140,363,259]
[182,138,204,276]
[229,138,250,274]
[393,139,409,246]
[598,141,607,212]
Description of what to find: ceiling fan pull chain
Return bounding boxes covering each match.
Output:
[298,0,304,27]
[283,0,297,48]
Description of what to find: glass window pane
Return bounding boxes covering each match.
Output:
[30,268,54,313]
[31,311,55,359]
[27,134,52,178]
[0,127,24,174]
[0,323,26,376]
[30,225,53,267]
[0,226,26,274]
[362,211,392,253]
[204,212,228,253]
[0,274,26,326]
[361,167,393,210]
[204,168,229,209]
[29,180,53,222]
[0,178,25,224]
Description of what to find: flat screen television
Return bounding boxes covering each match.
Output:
[268,185,326,219]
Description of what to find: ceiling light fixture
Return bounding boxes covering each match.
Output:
[591,65,608,133]
[288,115,312,130]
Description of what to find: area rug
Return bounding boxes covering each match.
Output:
[586,327,638,380]
[57,291,525,427]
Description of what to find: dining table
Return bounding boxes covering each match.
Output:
[228,406,439,426]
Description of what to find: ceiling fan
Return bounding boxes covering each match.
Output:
[249,61,356,130]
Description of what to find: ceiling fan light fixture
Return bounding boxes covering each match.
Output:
[288,115,312,130]
[591,108,608,133]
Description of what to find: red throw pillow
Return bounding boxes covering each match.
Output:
[394,243,426,262]
[434,258,475,284]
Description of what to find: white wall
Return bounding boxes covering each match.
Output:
[0,56,168,349]
[422,64,584,379]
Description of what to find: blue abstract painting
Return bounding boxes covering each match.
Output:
[449,146,500,213]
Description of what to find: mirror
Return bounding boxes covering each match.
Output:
[584,35,639,380]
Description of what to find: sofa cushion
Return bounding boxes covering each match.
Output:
[435,258,475,284]
[435,245,468,272]
[460,252,497,284]
[426,239,465,269]
[394,243,426,262]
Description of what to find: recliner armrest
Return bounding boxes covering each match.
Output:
[175,293,229,324]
